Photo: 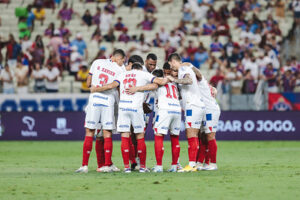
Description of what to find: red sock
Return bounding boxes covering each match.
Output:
[205,145,210,165]
[154,135,164,166]
[137,138,146,168]
[121,137,130,168]
[129,138,137,164]
[170,135,180,165]
[82,136,93,166]
[208,139,217,163]
[95,138,105,168]
[197,140,206,163]
[104,137,113,166]
[187,137,199,162]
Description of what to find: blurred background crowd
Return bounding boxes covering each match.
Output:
[0,0,299,95]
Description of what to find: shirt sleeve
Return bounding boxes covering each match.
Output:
[114,74,122,85]
[89,60,97,76]
[144,72,155,83]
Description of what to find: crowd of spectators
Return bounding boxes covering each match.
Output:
[0,0,299,95]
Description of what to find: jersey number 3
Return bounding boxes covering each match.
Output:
[99,74,109,86]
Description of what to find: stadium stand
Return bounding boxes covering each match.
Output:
[0,0,299,110]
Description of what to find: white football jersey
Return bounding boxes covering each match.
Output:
[197,76,220,110]
[115,69,155,109]
[89,59,125,106]
[156,82,181,111]
[178,65,205,109]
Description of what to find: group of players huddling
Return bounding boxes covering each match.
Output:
[75,49,220,173]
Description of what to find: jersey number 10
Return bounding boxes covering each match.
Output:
[165,84,178,99]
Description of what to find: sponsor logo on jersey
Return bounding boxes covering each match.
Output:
[105,122,113,125]
[168,103,180,107]
[119,125,129,128]
[161,126,168,130]
[168,111,181,115]
[93,103,108,107]
[21,116,37,137]
[51,118,72,135]
[134,126,142,129]
[93,95,108,100]
[121,108,137,112]
[120,100,133,103]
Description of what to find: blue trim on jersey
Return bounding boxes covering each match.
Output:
[88,72,93,75]
[206,113,212,121]
[155,115,159,122]
[114,80,120,85]
[186,109,192,116]
[149,97,155,105]
[151,77,155,83]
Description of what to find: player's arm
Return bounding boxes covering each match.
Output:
[167,74,192,85]
[86,74,92,88]
[182,62,202,81]
[152,77,169,86]
[90,81,120,93]
[126,83,158,94]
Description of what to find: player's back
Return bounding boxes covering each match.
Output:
[156,82,181,111]
[117,70,155,109]
[89,59,124,105]
[178,65,204,108]
[198,76,220,110]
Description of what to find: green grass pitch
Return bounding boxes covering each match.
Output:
[0,141,300,200]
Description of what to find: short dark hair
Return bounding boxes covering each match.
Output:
[128,55,144,65]
[146,53,157,61]
[131,63,143,70]
[152,69,164,78]
[163,62,170,70]
[168,53,181,62]
[112,49,125,58]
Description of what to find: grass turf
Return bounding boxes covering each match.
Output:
[0,141,300,200]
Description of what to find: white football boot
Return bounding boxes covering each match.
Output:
[152,165,163,173]
[168,165,177,172]
[203,163,218,171]
[75,165,88,173]
[196,162,204,171]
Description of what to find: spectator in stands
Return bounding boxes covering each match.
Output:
[114,17,125,31]
[0,36,8,66]
[26,5,35,31]
[119,0,135,8]
[135,0,148,8]
[103,28,116,42]
[118,27,130,43]
[159,27,169,44]
[70,45,83,76]
[190,21,201,36]
[264,44,280,69]
[92,7,101,26]
[6,34,21,70]
[195,47,209,67]
[31,62,45,93]
[59,21,71,38]
[77,62,90,93]
[48,30,63,61]
[182,3,192,23]
[164,40,176,61]
[128,35,150,55]
[91,26,102,44]
[231,1,243,18]
[244,55,259,81]
[31,35,45,65]
[144,0,157,13]
[176,20,188,35]
[59,36,71,70]
[241,69,256,94]
[15,60,29,94]
[292,0,300,25]
[47,50,63,73]
[168,30,181,49]
[202,18,216,35]
[94,47,107,60]
[71,33,88,60]
[43,62,60,93]
[210,36,223,52]
[226,66,243,94]
[82,9,92,27]
[210,68,224,88]
[263,62,278,93]
[208,55,222,70]
[18,17,31,39]
[33,5,45,25]
[152,33,163,47]
[58,2,75,22]
[137,14,156,31]
[185,52,200,68]
[216,20,230,36]
[228,45,243,63]
[104,0,116,14]
[280,69,296,92]
[44,22,55,37]
[0,63,14,94]
[100,7,113,34]
[275,0,285,19]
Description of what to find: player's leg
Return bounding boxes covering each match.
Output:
[132,108,148,173]
[178,106,203,172]
[95,129,105,172]
[117,108,132,172]
[168,112,181,172]
[76,103,100,173]
[196,128,207,171]
[129,126,138,170]
[204,110,220,171]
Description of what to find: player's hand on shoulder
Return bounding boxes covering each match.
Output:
[125,86,138,95]
[90,85,97,93]
[166,75,175,82]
